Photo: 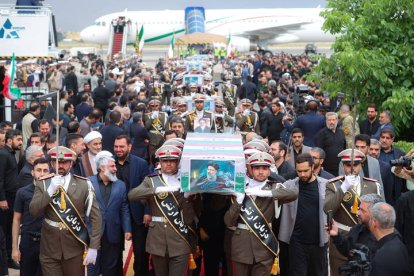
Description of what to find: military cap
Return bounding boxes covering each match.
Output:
[148,99,161,105]
[337,149,365,163]
[246,152,275,167]
[163,139,184,150]
[48,146,77,161]
[177,99,187,106]
[240,99,253,106]
[84,131,102,144]
[215,99,225,107]
[204,74,212,81]
[224,74,233,80]
[243,141,268,153]
[189,82,198,89]
[192,93,206,101]
[175,73,184,81]
[155,145,182,160]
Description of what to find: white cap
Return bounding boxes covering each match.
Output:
[84,131,102,144]
[95,150,114,163]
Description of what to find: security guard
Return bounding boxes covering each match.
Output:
[144,98,169,160]
[30,146,102,276]
[224,152,298,275]
[12,158,49,276]
[235,99,260,136]
[186,82,199,97]
[128,145,199,276]
[185,94,214,133]
[324,148,382,276]
[171,73,184,97]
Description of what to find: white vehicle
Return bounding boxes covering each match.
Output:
[80,7,334,53]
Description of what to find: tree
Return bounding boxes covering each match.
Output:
[310,0,414,140]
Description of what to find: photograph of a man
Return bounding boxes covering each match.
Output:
[196,162,226,189]
[194,118,211,133]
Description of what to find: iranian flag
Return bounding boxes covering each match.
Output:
[2,53,22,105]
[168,36,175,59]
[226,34,234,58]
[137,25,145,53]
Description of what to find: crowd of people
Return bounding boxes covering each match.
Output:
[0,49,413,276]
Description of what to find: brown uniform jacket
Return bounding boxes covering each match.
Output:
[324,175,382,226]
[29,174,102,260]
[224,181,298,264]
[235,111,260,134]
[143,111,168,146]
[128,175,199,257]
[184,110,214,133]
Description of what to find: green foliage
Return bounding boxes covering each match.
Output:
[393,140,414,154]
[309,0,414,139]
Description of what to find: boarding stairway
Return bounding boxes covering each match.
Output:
[108,16,130,60]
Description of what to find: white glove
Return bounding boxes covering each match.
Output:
[184,192,196,198]
[47,176,63,197]
[83,248,98,265]
[242,109,250,117]
[235,192,245,204]
[340,175,360,193]
[155,186,180,194]
[151,111,159,119]
[245,189,273,198]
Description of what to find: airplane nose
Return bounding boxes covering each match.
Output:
[80,26,95,42]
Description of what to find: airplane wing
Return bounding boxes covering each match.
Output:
[233,22,313,40]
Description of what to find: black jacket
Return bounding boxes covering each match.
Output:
[93,85,111,114]
[100,123,126,154]
[17,162,34,188]
[359,118,380,137]
[395,190,414,272]
[0,145,19,199]
[370,232,411,276]
[314,127,346,176]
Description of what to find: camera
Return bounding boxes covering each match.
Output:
[389,156,412,169]
[339,245,371,276]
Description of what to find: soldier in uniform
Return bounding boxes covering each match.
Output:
[185,94,214,133]
[29,146,102,276]
[224,152,298,276]
[149,75,164,99]
[185,82,199,97]
[171,73,184,97]
[171,98,188,119]
[143,99,169,161]
[201,74,218,96]
[128,145,199,276]
[220,74,237,116]
[213,99,234,133]
[235,99,260,136]
[160,66,172,105]
[324,149,382,276]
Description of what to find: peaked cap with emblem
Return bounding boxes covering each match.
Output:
[48,146,77,161]
[155,145,182,160]
[192,93,206,101]
[338,149,365,162]
[163,139,184,150]
[246,152,275,167]
[240,98,253,105]
[244,141,268,153]
[148,98,161,105]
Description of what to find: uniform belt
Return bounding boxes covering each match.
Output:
[237,223,249,230]
[150,130,163,134]
[237,222,272,230]
[152,216,167,223]
[44,218,68,230]
[336,222,352,232]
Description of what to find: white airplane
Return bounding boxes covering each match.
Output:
[80,7,334,52]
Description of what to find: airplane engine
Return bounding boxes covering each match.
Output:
[231,36,257,52]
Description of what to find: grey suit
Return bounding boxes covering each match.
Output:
[287,145,311,168]
[338,155,384,198]
[278,176,329,247]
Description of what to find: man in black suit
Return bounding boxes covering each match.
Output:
[100,111,126,154]
[359,103,380,137]
[113,135,151,275]
[0,129,23,269]
[129,113,150,160]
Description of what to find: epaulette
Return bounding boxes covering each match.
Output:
[73,175,88,180]
[38,173,54,181]
[204,110,212,114]
[327,175,345,183]
[363,176,378,182]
